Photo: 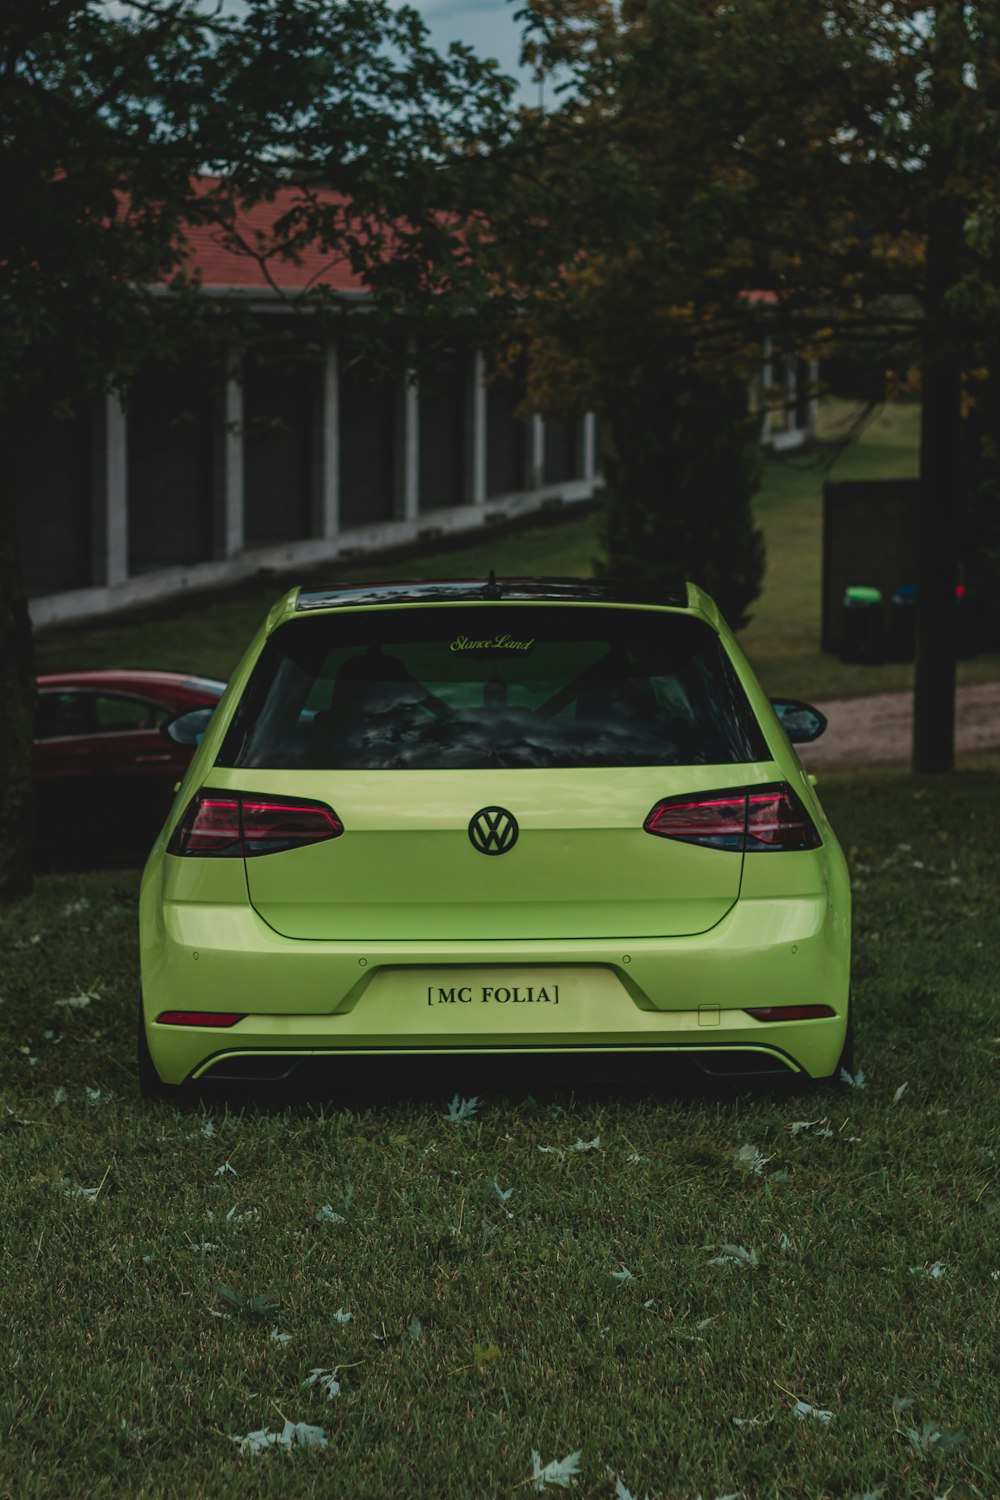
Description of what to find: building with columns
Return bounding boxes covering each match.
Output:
[17,185,599,628]
[17,189,814,628]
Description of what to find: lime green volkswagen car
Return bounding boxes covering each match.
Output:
[138,579,851,1095]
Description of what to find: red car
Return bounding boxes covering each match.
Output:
[35,670,226,865]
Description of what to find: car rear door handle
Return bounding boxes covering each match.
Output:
[134,752,172,764]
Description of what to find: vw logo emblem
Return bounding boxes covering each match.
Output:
[468,806,519,856]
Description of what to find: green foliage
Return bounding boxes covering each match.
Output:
[0,0,515,898]
[0,0,514,407]
[498,2,1000,762]
[596,367,764,628]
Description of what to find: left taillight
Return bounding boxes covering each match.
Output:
[168,790,343,857]
[644,783,820,852]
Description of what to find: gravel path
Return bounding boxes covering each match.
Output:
[797,681,1000,766]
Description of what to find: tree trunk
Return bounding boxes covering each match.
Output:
[0,437,37,900]
[913,349,961,773]
[912,0,964,775]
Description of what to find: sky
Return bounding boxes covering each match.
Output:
[403,0,534,100]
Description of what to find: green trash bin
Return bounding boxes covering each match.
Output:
[841,585,884,664]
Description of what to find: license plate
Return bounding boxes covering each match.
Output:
[352,965,632,1037]
[423,978,562,1009]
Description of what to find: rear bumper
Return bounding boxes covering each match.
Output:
[140,878,850,1085]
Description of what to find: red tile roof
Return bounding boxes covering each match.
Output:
[172,179,367,293]
[155,180,781,306]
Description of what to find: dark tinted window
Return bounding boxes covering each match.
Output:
[35,692,170,739]
[217,606,768,771]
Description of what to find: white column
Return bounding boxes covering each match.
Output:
[530,414,545,489]
[223,361,244,558]
[582,412,597,481]
[105,392,128,587]
[320,340,340,540]
[786,354,797,432]
[471,351,488,506]
[808,358,820,437]
[760,337,773,443]
[403,363,420,521]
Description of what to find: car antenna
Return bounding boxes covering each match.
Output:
[482,568,502,599]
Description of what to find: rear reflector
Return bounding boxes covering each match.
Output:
[644,783,821,852]
[157,1012,246,1027]
[744,1005,836,1021]
[168,790,343,857]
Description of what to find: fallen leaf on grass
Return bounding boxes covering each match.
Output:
[237,1420,327,1456]
[54,1178,98,1201]
[53,991,96,1011]
[530,1449,581,1491]
[611,1266,634,1284]
[839,1067,868,1089]
[706,1244,758,1268]
[614,1478,649,1500]
[225,1205,259,1226]
[569,1136,601,1153]
[732,1143,773,1174]
[909,1261,948,1279]
[789,1118,833,1138]
[269,1329,293,1346]
[215,1287,281,1321]
[334,1308,352,1325]
[793,1400,834,1424]
[474,1341,501,1371]
[214,1162,238,1178]
[902,1419,965,1456]
[315,1204,346,1224]
[304,1367,341,1399]
[445,1094,479,1122]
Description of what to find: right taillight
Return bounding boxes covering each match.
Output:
[744,785,821,851]
[644,783,820,852]
[168,790,343,857]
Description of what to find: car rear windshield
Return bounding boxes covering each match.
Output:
[216,605,769,770]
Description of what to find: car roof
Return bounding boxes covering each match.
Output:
[37,670,225,697]
[294,577,692,613]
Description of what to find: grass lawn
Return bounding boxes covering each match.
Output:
[33,398,1000,703]
[2,765,998,1499]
